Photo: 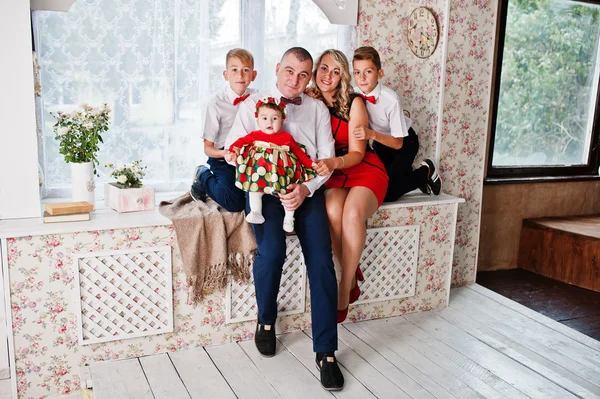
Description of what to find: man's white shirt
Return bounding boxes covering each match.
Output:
[354,83,411,138]
[225,87,335,196]
[202,86,257,149]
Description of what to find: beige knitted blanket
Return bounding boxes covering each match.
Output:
[159,193,256,304]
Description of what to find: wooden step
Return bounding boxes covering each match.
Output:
[518,215,600,292]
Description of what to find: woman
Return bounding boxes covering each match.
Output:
[309,50,389,323]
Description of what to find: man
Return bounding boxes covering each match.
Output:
[226,47,343,391]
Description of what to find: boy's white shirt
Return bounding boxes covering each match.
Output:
[202,86,258,149]
[225,87,335,197]
[354,83,411,138]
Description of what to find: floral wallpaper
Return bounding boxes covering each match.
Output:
[356,0,497,286]
[5,202,456,398]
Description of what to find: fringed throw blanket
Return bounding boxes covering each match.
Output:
[159,193,256,304]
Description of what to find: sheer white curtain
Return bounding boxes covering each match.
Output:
[33,0,352,198]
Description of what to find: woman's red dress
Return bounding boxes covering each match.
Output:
[325,104,389,206]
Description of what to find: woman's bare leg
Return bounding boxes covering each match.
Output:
[324,188,349,269]
[338,187,379,310]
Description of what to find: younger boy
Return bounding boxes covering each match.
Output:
[190,48,257,212]
[352,46,441,201]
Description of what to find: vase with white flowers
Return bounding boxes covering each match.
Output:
[104,160,155,213]
[51,103,111,207]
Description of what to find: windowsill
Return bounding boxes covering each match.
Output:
[0,191,465,239]
[484,174,600,185]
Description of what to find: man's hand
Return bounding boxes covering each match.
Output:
[312,159,337,176]
[280,183,310,211]
[353,125,374,141]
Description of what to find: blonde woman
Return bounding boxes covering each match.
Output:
[309,50,389,323]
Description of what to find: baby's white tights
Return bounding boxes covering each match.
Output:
[246,192,295,232]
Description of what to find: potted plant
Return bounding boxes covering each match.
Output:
[51,103,111,207]
[104,160,155,213]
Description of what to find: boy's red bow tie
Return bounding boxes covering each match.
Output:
[280,96,302,106]
[233,93,250,105]
[359,94,376,104]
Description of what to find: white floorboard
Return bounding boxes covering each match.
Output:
[469,283,600,352]
[337,327,435,399]
[278,330,376,399]
[89,358,153,399]
[205,341,280,399]
[238,338,333,398]
[86,285,600,399]
[169,347,236,399]
[445,291,600,398]
[139,353,191,399]
[306,328,411,399]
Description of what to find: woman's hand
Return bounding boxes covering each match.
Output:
[312,158,338,176]
[353,125,374,141]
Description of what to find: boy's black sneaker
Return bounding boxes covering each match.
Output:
[255,322,276,357]
[190,165,208,202]
[316,352,344,391]
[421,159,442,195]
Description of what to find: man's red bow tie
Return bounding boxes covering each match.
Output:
[280,96,302,106]
[233,93,250,106]
[359,94,376,104]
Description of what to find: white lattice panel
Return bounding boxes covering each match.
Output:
[354,226,419,304]
[226,236,306,323]
[73,246,173,345]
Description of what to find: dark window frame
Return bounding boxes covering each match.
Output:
[486,0,600,184]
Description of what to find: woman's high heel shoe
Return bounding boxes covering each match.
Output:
[349,281,361,304]
[337,307,348,323]
[355,265,364,282]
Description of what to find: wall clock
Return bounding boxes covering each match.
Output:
[407,7,439,59]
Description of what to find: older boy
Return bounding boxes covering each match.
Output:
[190,48,257,212]
[352,46,441,200]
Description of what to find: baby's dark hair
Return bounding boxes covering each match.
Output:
[258,102,284,117]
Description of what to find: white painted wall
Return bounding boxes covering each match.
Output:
[0,2,41,220]
[0,241,9,381]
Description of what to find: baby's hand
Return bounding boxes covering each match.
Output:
[312,159,335,176]
[224,151,236,163]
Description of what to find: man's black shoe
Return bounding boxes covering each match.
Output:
[255,322,276,357]
[421,159,442,195]
[190,165,209,202]
[316,352,344,391]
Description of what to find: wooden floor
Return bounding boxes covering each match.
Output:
[87,284,600,399]
[478,269,600,341]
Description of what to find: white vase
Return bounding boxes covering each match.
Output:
[71,161,95,208]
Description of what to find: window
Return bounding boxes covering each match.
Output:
[33,0,351,198]
[487,0,600,181]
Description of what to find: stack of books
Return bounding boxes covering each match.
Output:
[43,201,94,223]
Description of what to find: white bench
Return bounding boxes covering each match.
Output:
[227,191,465,324]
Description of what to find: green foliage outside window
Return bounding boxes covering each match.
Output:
[494,0,600,166]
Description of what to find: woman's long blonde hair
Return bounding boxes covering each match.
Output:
[307,49,353,120]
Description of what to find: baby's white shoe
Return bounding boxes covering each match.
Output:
[246,211,265,224]
[283,217,295,233]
